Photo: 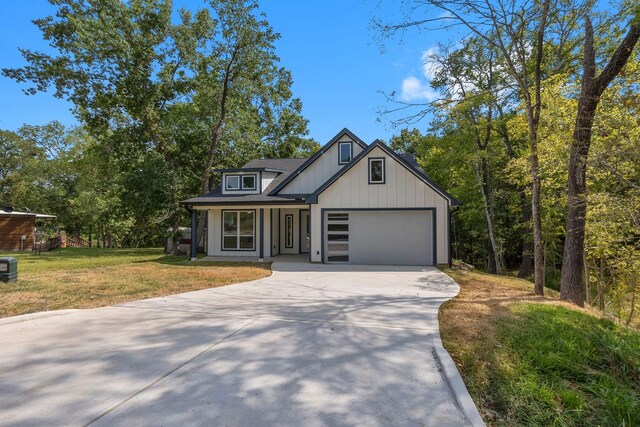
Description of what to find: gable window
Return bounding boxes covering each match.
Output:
[222,210,255,250]
[368,158,385,184]
[242,175,256,190]
[338,142,352,165]
[225,175,240,190]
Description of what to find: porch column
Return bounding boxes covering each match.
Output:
[190,208,197,261]
[259,208,264,261]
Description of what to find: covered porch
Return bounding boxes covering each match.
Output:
[190,205,311,262]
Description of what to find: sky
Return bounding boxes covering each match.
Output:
[0,0,456,145]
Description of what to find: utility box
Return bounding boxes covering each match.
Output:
[0,257,18,283]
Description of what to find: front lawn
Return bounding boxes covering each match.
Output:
[440,269,640,426]
[0,248,271,318]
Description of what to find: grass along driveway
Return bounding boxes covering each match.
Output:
[0,248,271,318]
[440,269,640,426]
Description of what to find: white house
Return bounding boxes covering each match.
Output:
[182,128,460,266]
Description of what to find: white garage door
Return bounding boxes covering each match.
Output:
[324,210,433,265]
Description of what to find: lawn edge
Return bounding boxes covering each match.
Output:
[435,269,486,427]
[0,309,81,327]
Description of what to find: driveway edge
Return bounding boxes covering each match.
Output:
[0,309,81,327]
[434,270,486,427]
[433,333,486,427]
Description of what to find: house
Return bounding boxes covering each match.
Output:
[182,128,460,266]
[0,209,56,251]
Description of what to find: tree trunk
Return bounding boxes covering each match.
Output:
[518,192,533,278]
[530,133,545,295]
[626,273,636,326]
[475,159,504,274]
[560,17,640,306]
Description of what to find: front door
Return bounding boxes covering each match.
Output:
[300,210,310,253]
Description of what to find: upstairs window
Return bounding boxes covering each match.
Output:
[225,174,257,191]
[368,158,385,184]
[242,175,256,190]
[338,142,352,165]
[225,175,240,190]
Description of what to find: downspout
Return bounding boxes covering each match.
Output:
[184,205,197,261]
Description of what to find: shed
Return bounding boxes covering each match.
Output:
[0,210,57,251]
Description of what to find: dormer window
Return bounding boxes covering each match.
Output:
[338,142,352,165]
[225,175,240,190]
[225,174,258,191]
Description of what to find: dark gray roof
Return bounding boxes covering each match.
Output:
[399,153,428,177]
[182,158,309,205]
[242,158,307,170]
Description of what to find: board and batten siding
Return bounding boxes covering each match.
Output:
[207,208,269,257]
[279,135,364,195]
[310,145,450,264]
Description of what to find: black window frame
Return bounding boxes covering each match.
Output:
[338,141,352,165]
[241,174,257,190]
[285,214,294,248]
[368,157,385,184]
[221,210,256,251]
[225,173,258,191]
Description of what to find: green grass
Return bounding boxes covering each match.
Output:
[494,305,639,426]
[440,270,640,426]
[0,248,271,318]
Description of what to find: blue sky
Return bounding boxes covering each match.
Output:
[0,0,454,145]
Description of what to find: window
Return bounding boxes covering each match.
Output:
[338,142,352,164]
[225,174,257,191]
[326,212,349,263]
[242,175,256,190]
[285,214,293,248]
[222,211,255,250]
[225,175,240,190]
[368,158,385,184]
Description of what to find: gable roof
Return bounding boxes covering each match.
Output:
[269,128,368,195]
[182,158,308,206]
[306,139,461,206]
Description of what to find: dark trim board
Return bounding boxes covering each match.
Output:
[259,208,264,259]
[320,208,437,266]
[220,209,257,252]
[269,128,368,195]
[307,140,460,206]
[447,207,451,267]
[186,201,307,207]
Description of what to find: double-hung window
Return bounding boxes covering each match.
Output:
[225,175,240,190]
[222,211,255,250]
[368,158,385,184]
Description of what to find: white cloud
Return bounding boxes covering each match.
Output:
[421,46,441,80]
[400,76,439,102]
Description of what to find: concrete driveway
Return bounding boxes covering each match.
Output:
[0,262,472,426]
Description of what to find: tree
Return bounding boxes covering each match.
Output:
[376,0,572,294]
[560,12,640,306]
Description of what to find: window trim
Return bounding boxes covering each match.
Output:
[285,214,294,248]
[224,173,259,192]
[221,210,256,251]
[225,174,241,190]
[338,141,353,165]
[368,157,385,184]
[241,174,257,190]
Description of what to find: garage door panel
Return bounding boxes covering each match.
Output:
[324,210,433,266]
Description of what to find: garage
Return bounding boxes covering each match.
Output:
[323,210,434,266]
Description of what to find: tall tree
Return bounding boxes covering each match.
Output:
[376,0,565,294]
[560,11,640,306]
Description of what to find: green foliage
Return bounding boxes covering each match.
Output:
[491,304,640,426]
[1,0,314,247]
